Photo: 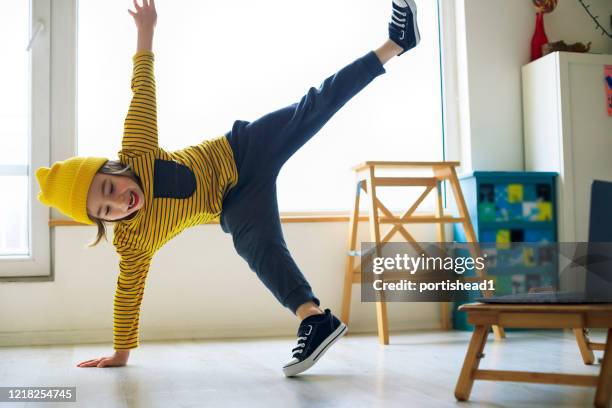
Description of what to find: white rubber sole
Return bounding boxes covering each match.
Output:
[282,323,348,377]
[405,0,421,46]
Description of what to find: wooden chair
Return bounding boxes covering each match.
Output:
[341,161,505,345]
[575,328,608,365]
[529,291,607,365]
[455,303,612,408]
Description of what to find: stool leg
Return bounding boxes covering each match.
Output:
[455,324,489,401]
[435,181,451,330]
[376,301,389,345]
[594,329,612,408]
[365,167,389,345]
[440,304,451,331]
[574,328,596,365]
[341,181,362,326]
[434,181,446,243]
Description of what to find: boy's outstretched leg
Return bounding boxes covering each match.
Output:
[223,0,422,378]
[280,0,421,378]
[239,51,387,175]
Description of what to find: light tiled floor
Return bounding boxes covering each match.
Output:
[0,330,606,408]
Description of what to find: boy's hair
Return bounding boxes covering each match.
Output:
[87,160,138,247]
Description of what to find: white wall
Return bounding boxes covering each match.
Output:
[457,0,612,172]
[546,0,612,54]
[0,222,442,347]
[2,0,610,348]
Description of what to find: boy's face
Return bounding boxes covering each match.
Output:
[86,173,145,222]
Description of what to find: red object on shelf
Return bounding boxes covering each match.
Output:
[530,12,549,61]
[606,65,612,117]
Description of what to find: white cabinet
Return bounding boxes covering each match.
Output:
[522,52,612,242]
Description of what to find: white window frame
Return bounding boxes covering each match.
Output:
[434,0,465,209]
[0,0,52,278]
[438,0,462,166]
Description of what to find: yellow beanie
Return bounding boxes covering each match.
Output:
[35,157,109,225]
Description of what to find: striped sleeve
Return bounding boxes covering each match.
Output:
[113,247,153,350]
[123,51,158,154]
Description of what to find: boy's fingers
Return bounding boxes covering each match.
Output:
[77,361,97,367]
[133,0,140,10]
[78,358,99,365]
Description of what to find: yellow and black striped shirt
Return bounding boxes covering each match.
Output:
[111,51,238,350]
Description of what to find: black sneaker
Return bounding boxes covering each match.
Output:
[388,0,421,55]
[282,309,347,377]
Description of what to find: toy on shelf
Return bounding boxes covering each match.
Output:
[542,40,592,55]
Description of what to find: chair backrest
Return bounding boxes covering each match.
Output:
[585,180,612,298]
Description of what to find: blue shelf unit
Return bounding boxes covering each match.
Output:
[452,171,558,331]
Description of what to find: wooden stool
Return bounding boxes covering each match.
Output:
[341,161,505,345]
[455,303,612,408]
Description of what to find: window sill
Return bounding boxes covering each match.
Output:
[49,211,358,226]
[48,210,448,226]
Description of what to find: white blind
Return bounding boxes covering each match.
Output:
[78,0,443,212]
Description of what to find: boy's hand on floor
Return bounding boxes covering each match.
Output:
[77,350,130,368]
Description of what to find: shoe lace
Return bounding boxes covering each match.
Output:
[291,325,312,357]
[291,336,308,355]
[391,9,407,28]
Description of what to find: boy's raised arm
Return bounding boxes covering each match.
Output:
[122,0,158,155]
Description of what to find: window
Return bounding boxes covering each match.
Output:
[77,0,445,213]
[0,0,51,277]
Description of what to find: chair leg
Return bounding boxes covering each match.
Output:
[455,324,490,401]
[574,328,596,365]
[594,329,612,408]
[492,326,506,339]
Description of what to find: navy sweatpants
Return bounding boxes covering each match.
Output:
[219,51,386,313]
